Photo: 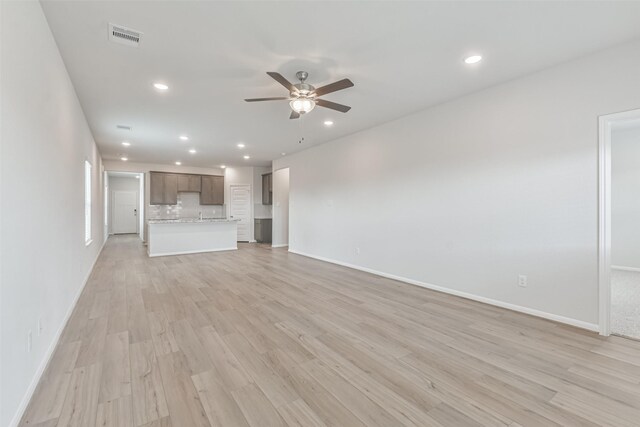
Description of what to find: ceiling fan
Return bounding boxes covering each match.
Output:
[245,71,354,119]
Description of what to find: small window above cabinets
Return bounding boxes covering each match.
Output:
[262,172,273,205]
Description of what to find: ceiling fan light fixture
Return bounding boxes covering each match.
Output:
[290,98,315,114]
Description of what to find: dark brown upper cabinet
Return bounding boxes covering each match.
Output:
[200,175,224,205]
[262,173,273,205]
[177,174,201,192]
[150,172,178,205]
[150,172,223,205]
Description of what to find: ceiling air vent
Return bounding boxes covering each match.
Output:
[108,23,142,47]
[116,124,131,131]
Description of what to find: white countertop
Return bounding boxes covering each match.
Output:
[147,218,239,224]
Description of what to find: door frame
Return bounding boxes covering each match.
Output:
[598,107,640,336]
[229,184,253,242]
[111,189,139,234]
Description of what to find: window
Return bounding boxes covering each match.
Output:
[85,160,92,244]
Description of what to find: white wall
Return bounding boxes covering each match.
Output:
[272,168,290,247]
[612,126,640,269]
[274,39,640,329]
[108,176,140,235]
[0,2,105,425]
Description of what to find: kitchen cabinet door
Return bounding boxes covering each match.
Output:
[201,175,224,205]
[150,172,165,205]
[189,175,202,192]
[262,173,272,205]
[177,174,190,192]
[163,174,178,205]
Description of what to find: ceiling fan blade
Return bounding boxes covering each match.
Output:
[266,72,295,92]
[313,78,354,97]
[289,111,300,119]
[244,97,289,102]
[316,99,351,113]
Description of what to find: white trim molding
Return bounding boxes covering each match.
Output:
[598,108,640,337]
[271,244,289,248]
[289,249,599,333]
[612,265,640,273]
[10,239,107,427]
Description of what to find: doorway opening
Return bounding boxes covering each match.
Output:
[599,108,640,338]
[106,171,145,240]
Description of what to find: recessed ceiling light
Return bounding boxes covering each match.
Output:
[237,143,245,148]
[121,141,130,146]
[135,176,140,179]
[121,157,128,161]
[179,135,189,141]
[324,120,334,126]
[189,149,196,154]
[153,82,169,90]
[464,55,482,64]
[281,152,286,156]
[220,165,226,169]
[175,161,182,165]
[243,155,250,159]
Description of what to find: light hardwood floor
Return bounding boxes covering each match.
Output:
[20,235,640,426]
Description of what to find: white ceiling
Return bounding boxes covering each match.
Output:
[41,1,640,168]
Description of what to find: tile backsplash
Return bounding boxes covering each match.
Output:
[254,203,272,219]
[148,193,226,219]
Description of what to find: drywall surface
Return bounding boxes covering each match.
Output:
[274,39,640,327]
[1,2,105,425]
[612,126,640,269]
[272,168,290,247]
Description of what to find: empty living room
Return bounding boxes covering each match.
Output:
[3,1,640,426]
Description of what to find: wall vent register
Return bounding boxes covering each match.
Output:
[108,23,143,47]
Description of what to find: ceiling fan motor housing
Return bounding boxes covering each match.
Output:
[292,83,315,97]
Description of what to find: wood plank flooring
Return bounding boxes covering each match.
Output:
[20,235,640,426]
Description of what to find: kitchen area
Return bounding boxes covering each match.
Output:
[145,167,273,257]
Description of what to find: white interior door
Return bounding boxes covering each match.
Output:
[113,190,138,234]
[230,185,251,242]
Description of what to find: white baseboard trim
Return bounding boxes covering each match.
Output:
[148,247,238,257]
[612,265,640,273]
[271,244,289,248]
[289,249,599,333]
[9,238,107,427]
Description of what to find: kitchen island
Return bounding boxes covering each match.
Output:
[147,218,239,257]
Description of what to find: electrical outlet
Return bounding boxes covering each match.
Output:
[518,275,528,288]
[356,247,361,255]
[27,330,32,353]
